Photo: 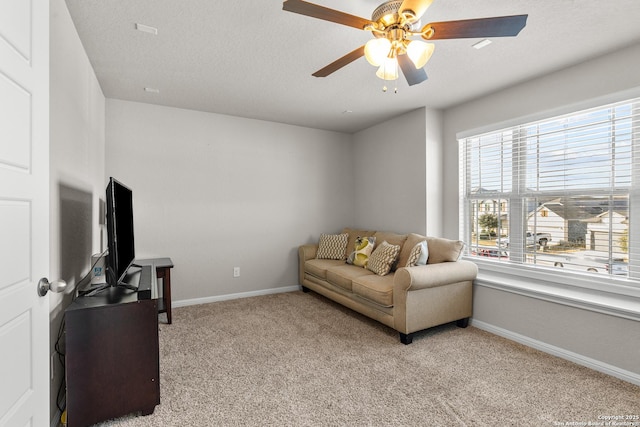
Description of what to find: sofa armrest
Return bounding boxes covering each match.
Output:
[299,244,318,261]
[298,244,318,286]
[393,260,477,336]
[394,260,478,292]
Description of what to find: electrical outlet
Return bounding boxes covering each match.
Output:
[233,267,240,278]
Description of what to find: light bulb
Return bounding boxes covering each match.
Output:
[406,41,435,69]
[376,57,399,81]
[364,38,392,66]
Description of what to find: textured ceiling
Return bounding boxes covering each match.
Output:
[64,0,640,133]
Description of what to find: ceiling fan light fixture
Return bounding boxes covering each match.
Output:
[376,56,399,80]
[364,38,392,66]
[282,0,528,88]
[406,40,435,68]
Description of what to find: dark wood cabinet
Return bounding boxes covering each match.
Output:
[65,286,160,427]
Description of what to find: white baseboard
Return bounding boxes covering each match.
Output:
[173,285,301,309]
[471,319,640,387]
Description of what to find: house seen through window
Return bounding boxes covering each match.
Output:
[460,98,639,283]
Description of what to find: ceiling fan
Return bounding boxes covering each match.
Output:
[282,0,528,87]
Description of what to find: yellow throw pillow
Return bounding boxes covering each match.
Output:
[347,236,376,267]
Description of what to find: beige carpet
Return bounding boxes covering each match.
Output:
[96,291,640,426]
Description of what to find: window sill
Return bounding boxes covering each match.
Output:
[465,256,640,321]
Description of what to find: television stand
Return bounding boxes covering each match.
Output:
[65,266,160,427]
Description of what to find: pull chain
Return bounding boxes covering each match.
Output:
[380,61,399,94]
[394,59,398,93]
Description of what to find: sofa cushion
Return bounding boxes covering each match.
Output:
[397,233,427,269]
[326,264,375,292]
[342,228,377,259]
[347,236,376,267]
[406,240,428,267]
[352,274,395,307]
[372,231,407,249]
[367,241,401,276]
[426,237,465,264]
[304,258,345,280]
[316,233,348,260]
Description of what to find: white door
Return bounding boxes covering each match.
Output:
[0,0,50,426]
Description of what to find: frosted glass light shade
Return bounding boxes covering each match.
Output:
[375,57,399,80]
[406,41,435,69]
[364,38,392,66]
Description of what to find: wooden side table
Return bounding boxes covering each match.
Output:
[136,257,174,324]
[154,258,173,324]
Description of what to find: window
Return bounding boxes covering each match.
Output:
[460,98,640,284]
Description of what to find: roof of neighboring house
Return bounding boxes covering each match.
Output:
[531,197,628,221]
[583,210,629,224]
[532,201,595,221]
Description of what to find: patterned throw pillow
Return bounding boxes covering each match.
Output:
[347,236,376,267]
[316,233,348,260]
[367,240,401,276]
[406,240,429,267]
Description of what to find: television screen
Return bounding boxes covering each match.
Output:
[105,177,135,287]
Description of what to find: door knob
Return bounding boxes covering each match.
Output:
[37,278,67,296]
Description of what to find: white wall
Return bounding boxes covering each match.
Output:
[425,109,444,235]
[352,107,443,235]
[106,100,354,302]
[50,0,106,302]
[49,0,106,422]
[442,42,640,381]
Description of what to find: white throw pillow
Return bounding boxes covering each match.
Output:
[406,240,428,267]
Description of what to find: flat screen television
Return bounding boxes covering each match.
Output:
[105,177,136,288]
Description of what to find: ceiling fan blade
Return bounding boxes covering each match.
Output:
[422,15,528,40]
[399,0,434,21]
[397,54,428,86]
[312,46,365,77]
[283,0,373,30]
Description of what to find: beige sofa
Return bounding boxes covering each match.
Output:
[298,228,478,344]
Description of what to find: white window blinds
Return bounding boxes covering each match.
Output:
[460,98,640,284]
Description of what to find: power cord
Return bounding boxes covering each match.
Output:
[54,248,108,414]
